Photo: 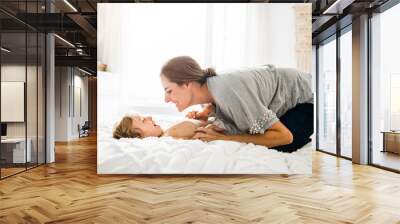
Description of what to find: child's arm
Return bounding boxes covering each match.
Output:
[163,120,207,139]
[186,104,215,121]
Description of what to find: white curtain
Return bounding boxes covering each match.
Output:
[98,3,303,114]
[205,4,297,71]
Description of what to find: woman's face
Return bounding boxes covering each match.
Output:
[131,115,163,137]
[160,75,193,112]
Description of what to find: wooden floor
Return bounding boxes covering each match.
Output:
[1,162,45,178]
[1,135,400,223]
[0,167,26,178]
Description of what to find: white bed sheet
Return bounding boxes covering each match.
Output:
[97,105,313,174]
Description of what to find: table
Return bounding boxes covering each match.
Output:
[1,138,32,163]
[381,131,400,154]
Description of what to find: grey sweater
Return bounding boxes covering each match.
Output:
[206,64,313,135]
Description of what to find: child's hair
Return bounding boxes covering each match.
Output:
[112,116,141,139]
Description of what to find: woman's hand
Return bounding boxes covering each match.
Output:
[193,121,294,149]
[193,125,226,142]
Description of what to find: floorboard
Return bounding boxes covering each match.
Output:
[1,135,399,223]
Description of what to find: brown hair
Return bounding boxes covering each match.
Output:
[160,56,216,85]
[112,116,141,139]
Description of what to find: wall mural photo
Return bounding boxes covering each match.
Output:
[97,3,314,174]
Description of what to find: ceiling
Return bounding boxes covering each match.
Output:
[0,0,392,74]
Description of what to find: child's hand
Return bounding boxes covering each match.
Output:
[186,111,208,121]
[186,104,215,121]
[186,111,198,119]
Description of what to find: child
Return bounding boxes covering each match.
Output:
[113,104,221,140]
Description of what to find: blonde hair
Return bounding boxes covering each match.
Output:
[112,116,141,139]
[160,56,216,85]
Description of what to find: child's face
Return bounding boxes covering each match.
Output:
[131,115,163,137]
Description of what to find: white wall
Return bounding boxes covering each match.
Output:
[55,66,68,141]
[1,63,46,163]
[1,65,26,140]
[55,67,89,141]
[72,73,89,138]
[263,5,296,69]
[1,65,38,138]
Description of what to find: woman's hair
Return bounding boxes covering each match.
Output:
[112,116,141,139]
[160,56,216,85]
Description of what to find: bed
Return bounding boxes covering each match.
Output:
[97,105,313,174]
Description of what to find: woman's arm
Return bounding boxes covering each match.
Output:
[193,121,293,148]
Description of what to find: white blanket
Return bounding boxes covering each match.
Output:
[97,106,313,174]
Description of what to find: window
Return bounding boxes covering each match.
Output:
[0,2,46,179]
[340,28,352,158]
[370,2,400,171]
[317,37,337,154]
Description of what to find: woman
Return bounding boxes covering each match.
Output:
[160,56,314,153]
[112,114,222,140]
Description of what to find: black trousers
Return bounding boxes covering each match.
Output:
[274,103,314,153]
